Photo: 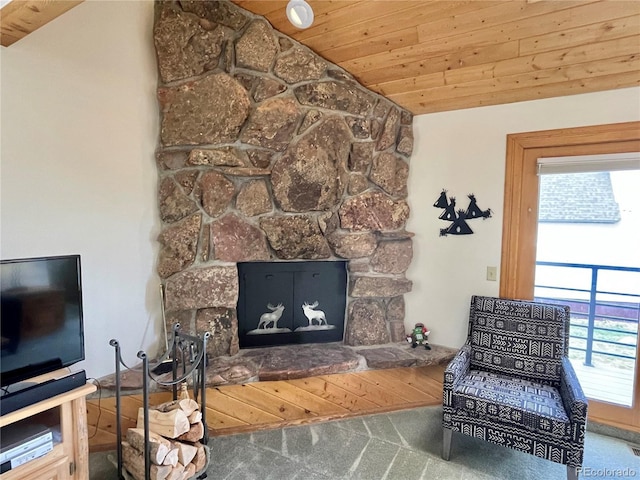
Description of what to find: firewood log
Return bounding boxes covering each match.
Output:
[170,441,197,466]
[137,407,190,439]
[122,441,171,480]
[187,410,202,424]
[178,382,190,400]
[126,428,171,465]
[162,448,179,467]
[181,462,196,480]
[175,421,204,443]
[192,442,206,473]
[165,463,185,480]
[153,398,199,417]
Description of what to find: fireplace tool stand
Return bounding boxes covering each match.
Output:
[110,323,211,480]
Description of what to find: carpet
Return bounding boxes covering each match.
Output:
[90,406,640,479]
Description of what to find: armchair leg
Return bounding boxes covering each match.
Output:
[442,428,452,461]
[567,465,579,480]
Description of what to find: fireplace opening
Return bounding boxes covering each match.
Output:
[237,261,347,348]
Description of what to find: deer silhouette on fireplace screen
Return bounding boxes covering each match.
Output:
[247,303,291,335]
[295,301,336,332]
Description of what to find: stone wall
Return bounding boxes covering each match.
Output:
[154,0,415,358]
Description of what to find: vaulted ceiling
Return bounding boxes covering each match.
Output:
[234,0,640,114]
[2,1,639,115]
[0,0,82,47]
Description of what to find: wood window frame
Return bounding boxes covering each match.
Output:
[499,121,640,431]
[500,121,640,299]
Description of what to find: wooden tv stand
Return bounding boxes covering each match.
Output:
[0,369,96,480]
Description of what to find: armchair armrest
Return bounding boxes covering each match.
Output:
[560,357,588,425]
[444,344,472,390]
[443,344,471,413]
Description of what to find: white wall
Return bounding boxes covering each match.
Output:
[0,1,160,379]
[406,87,640,350]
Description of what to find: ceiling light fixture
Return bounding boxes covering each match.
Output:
[286,0,314,29]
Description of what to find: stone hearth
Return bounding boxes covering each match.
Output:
[98,343,456,393]
[153,1,415,359]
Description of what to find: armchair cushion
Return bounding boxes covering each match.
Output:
[468,296,569,385]
[452,369,570,437]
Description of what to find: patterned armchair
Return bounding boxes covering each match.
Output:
[442,296,588,480]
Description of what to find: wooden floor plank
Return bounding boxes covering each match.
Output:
[203,406,251,430]
[248,380,351,416]
[363,369,440,403]
[286,376,380,412]
[387,366,445,397]
[126,391,174,407]
[321,372,408,407]
[87,403,121,436]
[93,395,141,420]
[419,364,447,382]
[205,388,286,425]
[217,383,313,420]
[87,429,118,452]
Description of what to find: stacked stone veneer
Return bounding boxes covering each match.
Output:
[154,1,415,359]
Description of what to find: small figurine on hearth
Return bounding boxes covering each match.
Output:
[407,323,431,350]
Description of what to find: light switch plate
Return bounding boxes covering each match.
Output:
[486,266,497,281]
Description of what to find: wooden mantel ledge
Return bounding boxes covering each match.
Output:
[0,0,83,47]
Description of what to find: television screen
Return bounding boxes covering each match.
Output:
[0,255,85,387]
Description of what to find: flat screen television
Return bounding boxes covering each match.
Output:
[1,255,85,388]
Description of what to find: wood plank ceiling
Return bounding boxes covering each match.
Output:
[0,0,82,47]
[233,0,640,114]
[2,1,638,114]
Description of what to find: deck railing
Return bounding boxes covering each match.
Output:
[534,261,640,368]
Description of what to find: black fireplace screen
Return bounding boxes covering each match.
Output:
[237,261,347,348]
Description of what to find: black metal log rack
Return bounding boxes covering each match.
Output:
[110,323,210,480]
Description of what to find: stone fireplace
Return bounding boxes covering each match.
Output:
[154,1,415,361]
